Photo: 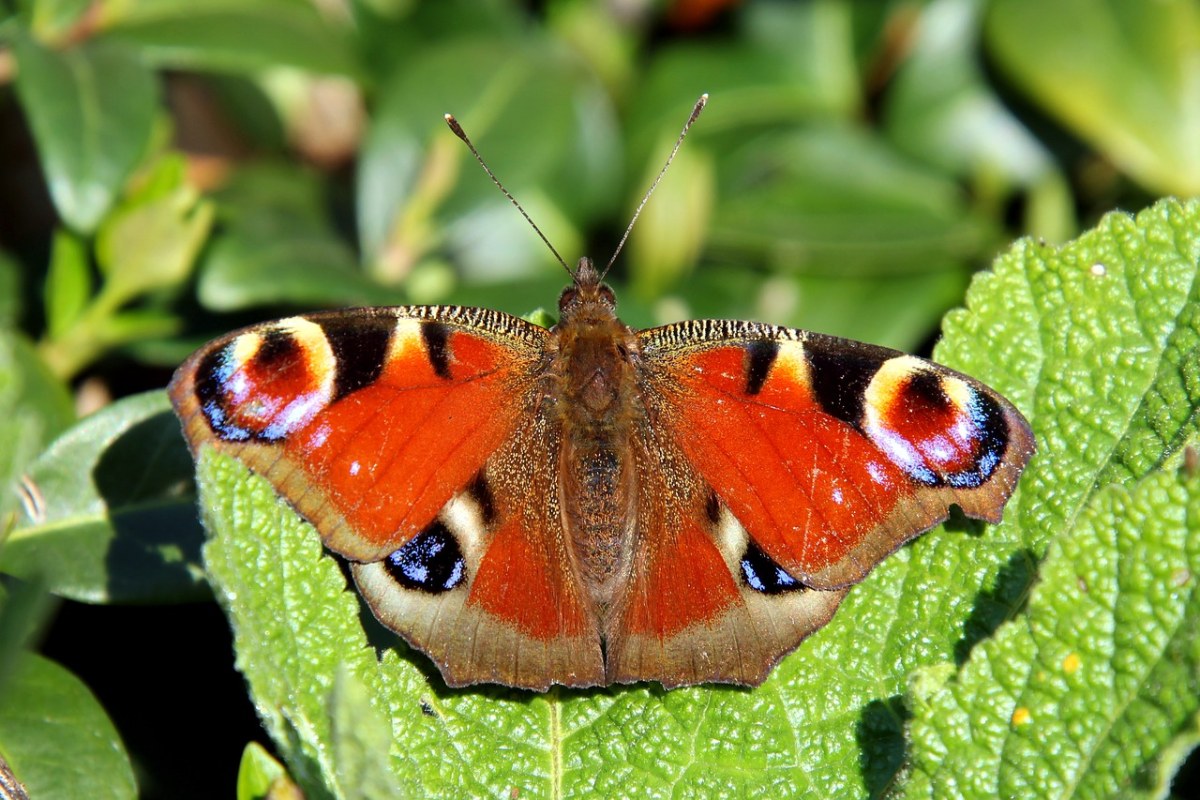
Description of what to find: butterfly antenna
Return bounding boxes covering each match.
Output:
[444,113,572,278]
[601,93,708,280]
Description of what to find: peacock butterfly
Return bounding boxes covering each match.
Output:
[170,97,1034,690]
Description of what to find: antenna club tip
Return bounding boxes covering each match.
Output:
[699,93,709,102]
[444,114,467,140]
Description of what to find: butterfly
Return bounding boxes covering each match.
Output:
[169,98,1034,691]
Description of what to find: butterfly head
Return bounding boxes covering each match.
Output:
[559,257,617,322]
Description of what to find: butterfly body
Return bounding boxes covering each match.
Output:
[171,259,1033,690]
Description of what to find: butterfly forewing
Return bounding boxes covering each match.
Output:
[636,321,1035,591]
[171,306,545,562]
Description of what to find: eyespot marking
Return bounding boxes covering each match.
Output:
[383,521,466,594]
[741,538,805,595]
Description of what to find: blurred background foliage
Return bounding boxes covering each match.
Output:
[0,0,1197,797]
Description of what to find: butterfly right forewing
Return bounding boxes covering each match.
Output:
[634,320,1034,591]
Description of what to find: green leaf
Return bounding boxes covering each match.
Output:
[628,1,860,143]
[237,742,299,800]
[43,229,92,339]
[668,267,970,354]
[103,0,359,77]
[0,332,74,532]
[0,250,22,330]
[196,163,396,311]
[885,0,1054,189]
[903,458,1200,798]
[95,171,215,305]
[197,198,1200,796]
[986,0,1200,195]
[0,652,136,800]
[28,0,93,41]
[1,391,206,603]
[708,124,997,277]
[327,665,394,800]
[626,131,715,300]
[12,35,158,233]
[0,579,54,692]
[198,213,385,312]
[357,36,618,279]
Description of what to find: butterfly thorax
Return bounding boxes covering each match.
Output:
[550,259,642,610]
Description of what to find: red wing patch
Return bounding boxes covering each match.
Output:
[468,512,593,640]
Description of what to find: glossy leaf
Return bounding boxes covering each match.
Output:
[709,124,997,276]
[12,35,157,233]
[0,653,135,800]
[27,0,93,41]
[0,251,21,330]
[626,131,715,299]
[95,177,215,304]
[1,391,205,603]
[885,0,1056,189]
[357,37,618,279]
[103,0,359,77]
[987,0,1200,195]
[43,229,91,339]
[236,742,299,800]
[0,332,74,533]
[198,164,397,311]
[199,213,385,312]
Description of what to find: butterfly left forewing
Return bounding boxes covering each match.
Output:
[635,320,1034,593]
[170,307,544,563]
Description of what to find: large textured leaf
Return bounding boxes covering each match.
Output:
[199,198,1200,796]
[903,457,1200,798]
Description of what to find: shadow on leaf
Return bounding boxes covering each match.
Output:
[98,411,207,602]
[857,694,909,798]
[954,548,1038,665]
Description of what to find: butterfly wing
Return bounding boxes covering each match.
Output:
[170,307,604,689]
[603,413,849,686]
[604,320,1034,686]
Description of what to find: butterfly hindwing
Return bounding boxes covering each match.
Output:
[353,413,604,689]
[636,321,1035,591]
[604,416,849,687]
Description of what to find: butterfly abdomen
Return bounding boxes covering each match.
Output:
[551,296,644,611]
